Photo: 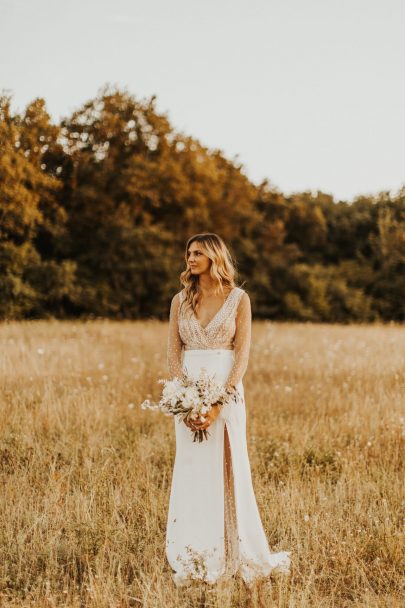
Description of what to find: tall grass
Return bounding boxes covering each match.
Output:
[0,320,403,607]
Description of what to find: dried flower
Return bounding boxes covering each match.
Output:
[140,368,240,442]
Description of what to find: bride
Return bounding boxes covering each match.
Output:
[165,232,291,586]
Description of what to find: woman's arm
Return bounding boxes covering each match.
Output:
[167,293,186,380]
[224,291,252,393]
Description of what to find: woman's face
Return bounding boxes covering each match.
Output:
[187,241,211,276]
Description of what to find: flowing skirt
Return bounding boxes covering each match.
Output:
[165,348,291,586]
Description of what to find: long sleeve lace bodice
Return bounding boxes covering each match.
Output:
[167,287,252,392]
[167,293,186,381]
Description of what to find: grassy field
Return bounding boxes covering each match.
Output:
[0,320,404,607]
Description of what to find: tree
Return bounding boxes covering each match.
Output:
[1,86,404,321]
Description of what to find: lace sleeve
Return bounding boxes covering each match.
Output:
[167,293,185,380]
[224,291,252,393]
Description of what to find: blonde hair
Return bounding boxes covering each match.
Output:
[179,233,238,317]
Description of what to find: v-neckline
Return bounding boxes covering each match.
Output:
[193,287,236,332]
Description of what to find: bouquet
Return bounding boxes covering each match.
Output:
[140,368,239,442]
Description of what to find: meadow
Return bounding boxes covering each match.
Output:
[0,320,403,607]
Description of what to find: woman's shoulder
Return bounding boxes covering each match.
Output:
[233,287,251,314]
[172,289,186,304]
[234,285,249,299]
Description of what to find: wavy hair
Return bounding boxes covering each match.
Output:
[179,233,238,317]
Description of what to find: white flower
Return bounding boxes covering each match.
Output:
[37,348,45,355]
[182,386,200,409]
[304,514,310,522]
[140,399,159,411]
[142,368,228,441]
[162,379,183,401]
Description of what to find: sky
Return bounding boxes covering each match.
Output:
[1,0,404,202]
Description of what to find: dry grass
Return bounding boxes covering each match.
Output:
[0,320,404,607]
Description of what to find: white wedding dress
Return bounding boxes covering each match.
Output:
[165,286,290,586]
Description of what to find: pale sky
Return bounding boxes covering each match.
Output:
[1,0,404,202]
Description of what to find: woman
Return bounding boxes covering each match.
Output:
[165,233,290,586]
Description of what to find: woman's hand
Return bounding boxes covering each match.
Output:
[185,404,220,432]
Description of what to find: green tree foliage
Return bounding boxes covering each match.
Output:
[0,86,404,321]
[0,95,77,318]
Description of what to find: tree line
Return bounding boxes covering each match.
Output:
[1,86,404,322]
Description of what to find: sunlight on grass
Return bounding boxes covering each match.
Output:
[0,320,404,607]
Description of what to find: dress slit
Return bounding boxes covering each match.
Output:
[223,422,239,577]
